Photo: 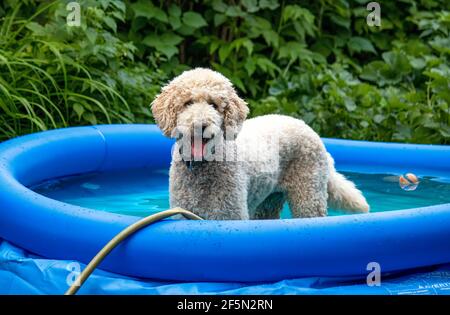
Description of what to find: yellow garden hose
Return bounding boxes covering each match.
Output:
[65,207,203,295]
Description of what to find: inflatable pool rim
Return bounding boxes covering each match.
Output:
[0,124,449,282]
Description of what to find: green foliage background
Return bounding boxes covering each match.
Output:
[0,0,449,143]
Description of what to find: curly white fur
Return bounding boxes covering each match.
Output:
[152,68,369,220]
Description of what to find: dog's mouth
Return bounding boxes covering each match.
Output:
[191,138,208,161]
[175,125,220,170]
[182,137,211,171]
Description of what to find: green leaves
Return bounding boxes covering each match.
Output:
[129,4,207,60]
[103,16,117,32]
[259,0,279,10]
[182,12,207,28]
[245,16,279,47]
[361,51,412,86]
[242,0,259,13]
[143,32,183,59]
[168,4,182,29]
[278,42,324,65]
[280,5,316,41]
[430,36,450,54]
[73,103,85,120]
[347,37,377,55]
[25,22,47,36]
[131,0,167,23]
[278,42,307,61]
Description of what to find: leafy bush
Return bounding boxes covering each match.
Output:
[0,0,166,140]
[0,0,449,144]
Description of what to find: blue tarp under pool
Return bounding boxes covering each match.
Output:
[1,239,450,295]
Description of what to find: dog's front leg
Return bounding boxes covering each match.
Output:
[170,184,248,220]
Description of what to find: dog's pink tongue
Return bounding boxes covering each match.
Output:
[191,142,205,160]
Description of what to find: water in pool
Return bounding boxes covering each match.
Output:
[31,169,450,218]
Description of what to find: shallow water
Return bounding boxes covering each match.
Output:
[31,168,450,218]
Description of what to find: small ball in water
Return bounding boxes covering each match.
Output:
[399,173,419,191]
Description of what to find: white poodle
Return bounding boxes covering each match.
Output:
[151,68,369,220]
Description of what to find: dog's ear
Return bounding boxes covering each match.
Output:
[151,86,178,137]
[223,90,249,137]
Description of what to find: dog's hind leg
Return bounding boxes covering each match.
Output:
[253,192,285,220]
[281,158,328,218]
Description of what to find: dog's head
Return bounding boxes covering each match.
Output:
[151,68,249,163]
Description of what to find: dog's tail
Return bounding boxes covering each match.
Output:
[326,153,370,213]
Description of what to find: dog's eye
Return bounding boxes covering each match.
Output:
[210,102,219,110]
[184,100,193,107]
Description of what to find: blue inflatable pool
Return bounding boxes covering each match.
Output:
[0,124,450,283]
